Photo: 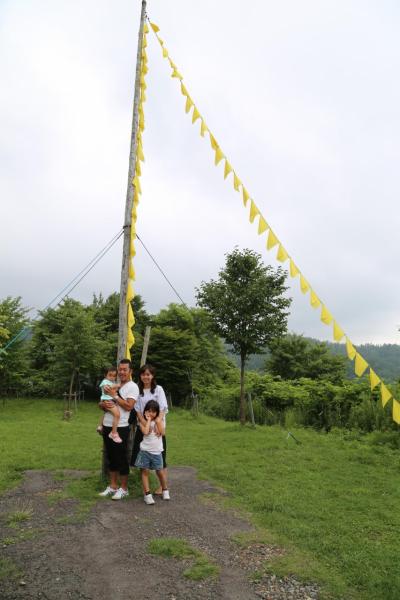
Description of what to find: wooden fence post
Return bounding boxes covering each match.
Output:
[247,392,256,428]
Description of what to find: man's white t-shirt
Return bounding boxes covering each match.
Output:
[102,380,139,428]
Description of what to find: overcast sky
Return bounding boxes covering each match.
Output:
[1,0,400,345]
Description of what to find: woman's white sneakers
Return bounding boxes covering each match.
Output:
[144,493,155,505]
[162,489,170,501]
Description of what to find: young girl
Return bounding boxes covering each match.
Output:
[97,367,122,443]
[130,364,169,496]
[134,400,169,505]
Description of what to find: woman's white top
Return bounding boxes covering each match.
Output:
[134,385,168,416]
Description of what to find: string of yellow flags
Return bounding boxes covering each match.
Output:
[147,18,400,424]
[125,23,149,359]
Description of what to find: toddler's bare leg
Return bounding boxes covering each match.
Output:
[107,406,120,435]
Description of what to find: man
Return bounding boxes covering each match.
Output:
[99,358,138,500]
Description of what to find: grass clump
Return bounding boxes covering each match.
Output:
[0,557,21,581]
[148,537,219,581]
[148,537,198,559]
[6,502,33,528]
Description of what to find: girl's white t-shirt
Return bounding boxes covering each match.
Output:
[140,421,163,454]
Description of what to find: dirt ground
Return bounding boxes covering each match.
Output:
[0,467,319,600]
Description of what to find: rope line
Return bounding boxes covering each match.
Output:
[135,233,188,308]
[1,229,124,354]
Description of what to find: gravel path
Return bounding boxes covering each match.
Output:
[0,468,320,600]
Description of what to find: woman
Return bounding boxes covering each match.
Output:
[130,364,169,499]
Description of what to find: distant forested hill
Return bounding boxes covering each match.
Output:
[329,342,400,382]
[226,341,400,382]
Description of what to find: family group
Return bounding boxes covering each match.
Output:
[97,359,169,506]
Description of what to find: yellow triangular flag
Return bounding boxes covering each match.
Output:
[392,399,400,424]
[142,36,147,48]
[224,160,232,179]
[185,97,193,114]
[209,134,218,150]
[157,37,164,46]
[129,261,136,280]
[135,160,141,177]
[233,173,241,191]
[258,216,268,234]
[249,200,259,223]
[126,281,135,304]
[144,23,149,34]
[171,69,183,80]
[181,83,188,96]
[133,175,141,195]
[333,321,344,342]
[289,260,299,278]
[142,64,148,75]
[267,229,279,250]
[369,368,380,390]
[127,327,135,347]
[214,147,224,165]
[300,275,310,294]
[242,187,249,207]
[150,22,160,32]
[345,338,356,360]
[125,345,131,360]
[168,58,176,70]
[137,142,145,163]
[200,120,208,137]
[381,383,392,407]
[321,305,333,325]
[354,352,368,377]
[128,303,135,327]
[162,47,168,58]
[192,107,200,124]
[310,290,321,309]
[276,244,289,263]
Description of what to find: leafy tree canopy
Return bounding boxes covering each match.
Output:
[196,247,291,423]
[267,333,347,383]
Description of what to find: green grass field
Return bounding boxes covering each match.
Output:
[1,398,399,599]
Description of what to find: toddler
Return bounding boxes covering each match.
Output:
[97,367,122,443]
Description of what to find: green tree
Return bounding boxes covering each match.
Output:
[90,292,151,368]
[196,248,291,424]
[146,304,231,402]
[0,297,31,393]
[267,334,346,383]
[51,300,106,398]
[29,299,106,396]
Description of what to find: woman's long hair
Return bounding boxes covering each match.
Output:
[138,364,157,396]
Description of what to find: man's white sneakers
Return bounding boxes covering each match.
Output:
[111,488,129,500]
[98,486,118,497]
[144,493,155,505]
[162,490,170,501]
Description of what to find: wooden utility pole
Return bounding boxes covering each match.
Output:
[117,0,147,362]
[140,325,151,366]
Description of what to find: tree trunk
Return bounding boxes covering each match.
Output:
[239,352,246,425]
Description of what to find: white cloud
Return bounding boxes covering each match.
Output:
[1,0,400,345]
